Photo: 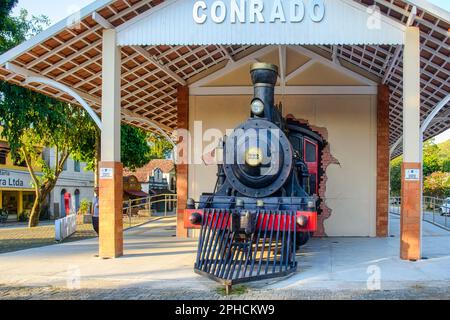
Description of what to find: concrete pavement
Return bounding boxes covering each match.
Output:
[0,216,448,299]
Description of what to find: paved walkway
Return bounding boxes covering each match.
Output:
[0,216,448,300]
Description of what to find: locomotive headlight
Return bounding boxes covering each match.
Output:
[307,200,316,209]
[251,99,264,116]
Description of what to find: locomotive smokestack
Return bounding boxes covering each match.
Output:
[250,63,278,120]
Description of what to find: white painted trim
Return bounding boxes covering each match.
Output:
[5,62,174,134]
[390,94,450,157]
[190,46,275,88]
[0,0,113,66]
[116,0,179,33]
[340,0,407,32]
[192,45,378,90]
[92,12,114,29]
[421,94,450,132]
[407,6,418,26]
[407,0,450,22]
[26,76,103,130]
[122,114,175,148]
[6,62,102,129]
[132,46,186,86]
[285,59,315,83]
[190,86,377,96]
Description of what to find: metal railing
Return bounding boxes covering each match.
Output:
[390,196,450,230]
[122,194,177,229]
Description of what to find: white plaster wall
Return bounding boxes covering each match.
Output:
[188,94,377,237]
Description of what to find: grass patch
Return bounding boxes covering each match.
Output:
[216,285,249,296]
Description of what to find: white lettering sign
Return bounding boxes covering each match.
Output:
[193,0,325,24]
[0,169,36,189]
[405,169,420,181]
[100,168,114,180]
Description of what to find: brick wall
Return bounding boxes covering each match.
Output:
[376,85,390,237]
[176,86,189,238]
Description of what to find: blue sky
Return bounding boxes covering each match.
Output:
[13,0,450,26]
[12,0,450,144]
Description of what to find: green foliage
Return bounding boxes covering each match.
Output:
[79,199,92,215]
[424,172,450,198]
[147,132,174,160]
[0,83,97,227]
[121,124,151,171]
[0,6,50,54]
[390,156,402,196]
[390,138,450,197]
[423,140,441,176]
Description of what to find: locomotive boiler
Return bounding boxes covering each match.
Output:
[185,63,323,291]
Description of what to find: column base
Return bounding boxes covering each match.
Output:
[400,162,422,261]
[99,161,124,259]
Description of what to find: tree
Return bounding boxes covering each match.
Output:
[74,124,153,174]
[0,6,49,54]
[390,156,402,196]
[423,140,441,176]
[147,132,174,160]
[121,124,151,171]
[0,83,97,227]
[424,172,450,198]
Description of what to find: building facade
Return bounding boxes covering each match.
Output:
[0,0,448,261]
[124,160,176,194]
[43,148,94,219]
[0,139,41,222]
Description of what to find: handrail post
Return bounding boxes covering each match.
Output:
[164,195,167,217]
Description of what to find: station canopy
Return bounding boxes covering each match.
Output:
[0,0,448,158]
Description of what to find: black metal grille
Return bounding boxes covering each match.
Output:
[194,210,297,285]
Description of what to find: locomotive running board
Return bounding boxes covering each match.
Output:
[194,209,298,292]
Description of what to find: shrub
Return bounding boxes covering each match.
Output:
[424,172,450,198]
[79,199,92,215]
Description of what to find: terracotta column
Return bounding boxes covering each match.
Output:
[176,86,189,238]
[400,26,422,261]
[376,85,390,237]
[99,29,123,258]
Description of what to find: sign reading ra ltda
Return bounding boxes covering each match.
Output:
[0,169,32,189]
[193,0,326,24]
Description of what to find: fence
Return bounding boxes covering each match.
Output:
[390,196,450,230]
[55,214,77,242]
[123,194,177,229]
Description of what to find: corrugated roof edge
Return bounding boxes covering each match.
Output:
[0,0,448,72]
[0,0,113,66]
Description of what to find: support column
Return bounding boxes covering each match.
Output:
[176,86,189,238]
[99,29,123,259]
[377,85,390,237]
[400,27,422,261]
[18,191,23,216]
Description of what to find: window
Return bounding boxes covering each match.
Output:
[13,158,27,167]
[305,141,317,163]
[74,161,81,173]
[0,151,6,165]
[63,159,68,171]
[154,168,163,183]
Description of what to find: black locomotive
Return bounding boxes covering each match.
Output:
[186,63,323,290]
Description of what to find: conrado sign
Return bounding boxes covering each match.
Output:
[193,0,326,24]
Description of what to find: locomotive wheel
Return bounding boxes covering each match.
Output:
[296,232,311,249]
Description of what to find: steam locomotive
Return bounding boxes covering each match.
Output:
[185,63,323,290]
